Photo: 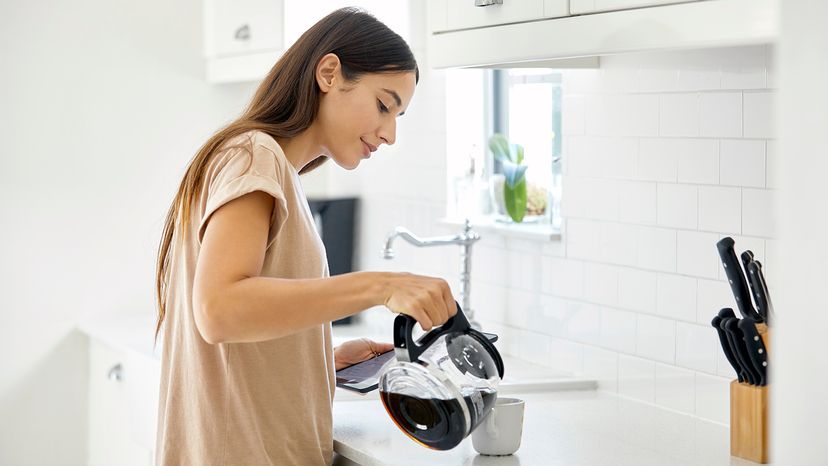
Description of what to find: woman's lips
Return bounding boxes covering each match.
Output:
[361,140,377,158]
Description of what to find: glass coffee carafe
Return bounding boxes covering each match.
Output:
[378,303,505,450]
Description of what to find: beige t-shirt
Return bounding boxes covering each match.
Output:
[155,130,336,466]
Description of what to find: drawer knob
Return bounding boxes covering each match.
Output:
[107,363,123,382]
[234,24,251,41]
[475,0,503,6]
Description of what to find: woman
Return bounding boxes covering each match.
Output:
[153,8,456,466]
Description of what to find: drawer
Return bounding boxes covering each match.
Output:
[211,0,284,57]
[445,0,564,32]
[571,0,700,15]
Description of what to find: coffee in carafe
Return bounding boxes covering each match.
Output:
[378,304,504,450]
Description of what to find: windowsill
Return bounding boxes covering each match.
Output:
[439,216,562,242]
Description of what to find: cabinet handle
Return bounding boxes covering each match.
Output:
[107,363,123,382]
[474,0,503,6]
[234,24,251,41]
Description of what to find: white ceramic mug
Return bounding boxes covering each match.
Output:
[472,397,525,456]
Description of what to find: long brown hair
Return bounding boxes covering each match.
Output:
[155,7,418,341]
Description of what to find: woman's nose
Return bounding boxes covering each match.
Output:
[378,118,396,146]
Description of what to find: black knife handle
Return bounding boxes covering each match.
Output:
[723,318,760,386]
[754,260,775,325]
[747,261,770,325]
[737,319,769,386]
[716,237,763,323]
[712,312,744,383]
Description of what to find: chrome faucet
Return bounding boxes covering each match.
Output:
[381,219,482,329]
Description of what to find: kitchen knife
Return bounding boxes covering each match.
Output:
[746,260,771,325]
[711,310,744,383]
[754,260,775,324]
[716,237,763,323]
[740,250,754,282]
[723,317,760,386]
[719,316,755,385]
[737,319,769,386]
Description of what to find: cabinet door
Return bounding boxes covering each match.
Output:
[211,0,284,57]
[571,0,701,15]
[88,340,153,466]
[283,0,410,47]
[445,0,547,31]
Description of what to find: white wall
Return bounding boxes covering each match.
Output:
[332,3,776,427]
[0,1,256,464]
[775,1,828,464]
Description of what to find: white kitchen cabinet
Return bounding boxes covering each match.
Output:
[204,0,411,83]
[570,0,701,15]
[87,339,156,466]
[427,0,776,69]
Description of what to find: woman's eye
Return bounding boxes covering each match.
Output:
[377,100,389,113]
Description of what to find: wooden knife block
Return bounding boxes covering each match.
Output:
[730,323,770,463]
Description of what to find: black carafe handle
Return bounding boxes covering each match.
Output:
[394,301,470,363]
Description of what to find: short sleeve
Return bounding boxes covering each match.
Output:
[197,140,289,250]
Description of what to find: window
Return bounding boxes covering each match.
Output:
[445,68,563,232]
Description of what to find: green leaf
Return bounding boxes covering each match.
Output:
[488,133,510,162]
[515,143,524,165]
[502,159,528,188]
[504,179,527,223]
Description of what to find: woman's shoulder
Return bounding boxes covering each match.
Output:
[219,130,291,172]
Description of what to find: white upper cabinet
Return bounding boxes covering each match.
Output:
[204,0,411,83]
[570,0,700,15]
[427,0,778,69]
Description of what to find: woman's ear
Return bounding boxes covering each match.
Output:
[316,53,341,93]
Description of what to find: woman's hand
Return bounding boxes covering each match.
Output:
[380,272,457,331]
[334,338,394,371]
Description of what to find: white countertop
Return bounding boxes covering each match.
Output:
[76,311,759,465]
[333,390,758,466]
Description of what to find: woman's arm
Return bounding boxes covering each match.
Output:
[193,191,455,344]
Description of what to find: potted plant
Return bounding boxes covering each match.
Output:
[488,133,528,223]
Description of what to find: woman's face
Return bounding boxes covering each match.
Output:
[315,61,417,170]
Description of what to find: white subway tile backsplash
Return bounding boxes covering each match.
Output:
[655,364,696,414]
[638,139,678,182]
[598,222,639,267]
[675,322,718,373]
[618,181,657,225]
[743,91,774,138]
[657,274,697,322]
[676,230,721,279]
[583,346,619,393]
[699,92,742,137]
[601,137,639,180]
[565,301,602,345]
[584,263,620,306]
[600,307,637,353]
[619,95,660,137]
[766,140,778,189]
[657,184,698,229]
[565,218,601,262]
[636,226,677,272]
[542,257,585,299]
[636,314,676,363]
[720,139,766,188]
[676,138,720,184]
[696,279,735,324]
[698,185,741,233]
[659,94,700,137]
[508,249,544,293]
[618,355,656,403]
[618,268,657,313]
[742,189,775,238]
[563,95,586,136]
[547,337,585,374]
